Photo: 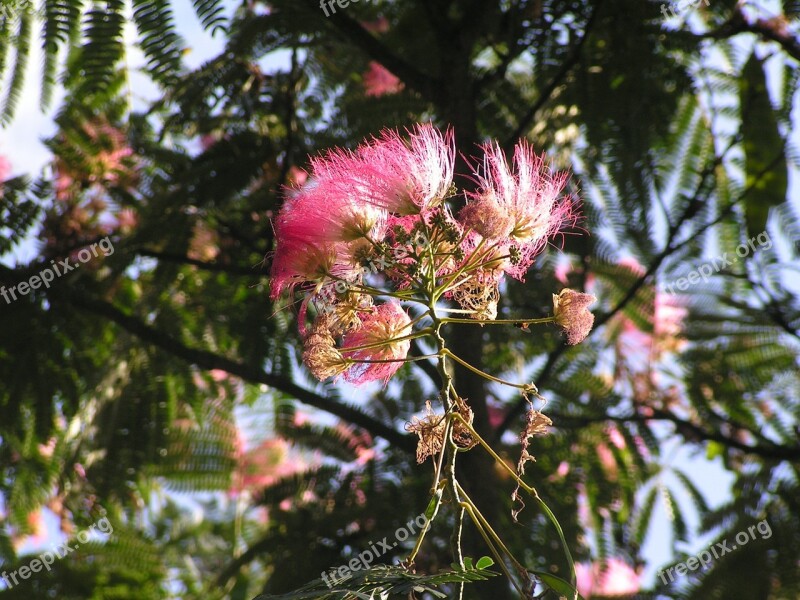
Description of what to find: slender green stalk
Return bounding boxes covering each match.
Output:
[340,328,434,352]
[348,354,439,364]
[443,349,538,394]
[441,316,555,326]
[458,500,528,598]
[449,412,578,597]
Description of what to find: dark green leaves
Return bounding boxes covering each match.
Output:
[252,562,499,600]
[739,51,788,238]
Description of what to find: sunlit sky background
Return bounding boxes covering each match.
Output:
[2,0,798,590]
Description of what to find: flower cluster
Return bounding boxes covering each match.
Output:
[270,124,590,385]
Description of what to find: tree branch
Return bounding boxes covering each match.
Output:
[504,1,601,147]
[308,0,438,101]
[548,408,800,462]
[686,6,800,63]
[60,289,416,453]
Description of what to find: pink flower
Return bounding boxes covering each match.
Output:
[341,301,412,385]
[459,141,576,279]
[0,154,11,181]
[270,125,455,298]
[270,175,389,299]
[271,243,343,299]
[115,208,138,233]
[360,17,389,33]
[363,61,404,97]
[596,442,618,479]
[314,123,455,216]
[577,558,640,598]
[230,438,305,496]
[655,292,687,339]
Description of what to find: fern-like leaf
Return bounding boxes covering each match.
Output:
[1,4,32,124]
[131,0,185,84]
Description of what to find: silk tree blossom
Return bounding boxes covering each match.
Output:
[269,192,374,299]
[576,559,640,598]
[268,124,596,598]
[285,178,388,244]
[312,123,455,216]
[0,154,11,181]
[341,301,413,385]
[363,61,404,97]
[270,237,353,299]
[459,141,576,280]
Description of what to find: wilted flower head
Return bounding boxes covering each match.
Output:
[341,301,413,385]
[553,288,597,345]
[406,399,476,463]
[302,323,351,382]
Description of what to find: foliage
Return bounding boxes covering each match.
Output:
[1,0,800,599]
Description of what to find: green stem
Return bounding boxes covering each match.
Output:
[450,412,577,597]
[340,328,434,353]
[346,354,439,364]
[443,349,538,394]
[456,483,528,575]
[458,500,528,598]
[441,316,555,326]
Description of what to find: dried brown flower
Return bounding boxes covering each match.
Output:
[452,277,500,321]
[406,399,476,463]
[553,288,597,345]
[301,322,350,381]
[512,403,553,522]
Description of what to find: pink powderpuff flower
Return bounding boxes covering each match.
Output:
[0,154,11,182]
[229,438,306,497]
[294,181,388,244]
[363,61,404,97]
[313,123,455,216]
[460,141,576,279]
[576,558,640,598]
[270,237,355,299]
[341,301,412,385]
[269,186,375,299]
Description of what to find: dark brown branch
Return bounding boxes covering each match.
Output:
[548,409,800,462]
[504,2,601,147]
[137,249,262,276]
[309,0,438,101]
[60,289,415,453]
[689,6,800,63]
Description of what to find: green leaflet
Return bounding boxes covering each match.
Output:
[739,51,787,238]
